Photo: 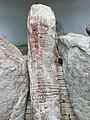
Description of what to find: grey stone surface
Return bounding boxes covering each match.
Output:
[27,4,61,120]
[0,37,28,120]
[58,33,90,120]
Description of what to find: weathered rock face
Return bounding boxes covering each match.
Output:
[58,33,90,120]
[0,37,28,120]
[27,4,61,120]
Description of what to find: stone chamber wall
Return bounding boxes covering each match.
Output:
[0,4,90,120]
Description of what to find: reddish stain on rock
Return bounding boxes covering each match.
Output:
[30,18,48,103]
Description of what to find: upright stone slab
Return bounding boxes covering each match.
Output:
[58,33,90,120]
[0,37,28,120]
[27,4,61,120]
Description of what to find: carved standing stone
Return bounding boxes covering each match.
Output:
[27,4,61,120]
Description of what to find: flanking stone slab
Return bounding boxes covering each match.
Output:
[0,37,28,120]
[58,33,90,120]
[27,4,61,120]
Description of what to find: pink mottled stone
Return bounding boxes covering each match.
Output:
[27,4,61,120]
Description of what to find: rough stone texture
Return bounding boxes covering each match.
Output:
[0,37,28,120]
[58,33,90,120]
[24,65,77,120]
[27,4,61,120]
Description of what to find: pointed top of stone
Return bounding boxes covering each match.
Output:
[27,4,56,28]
